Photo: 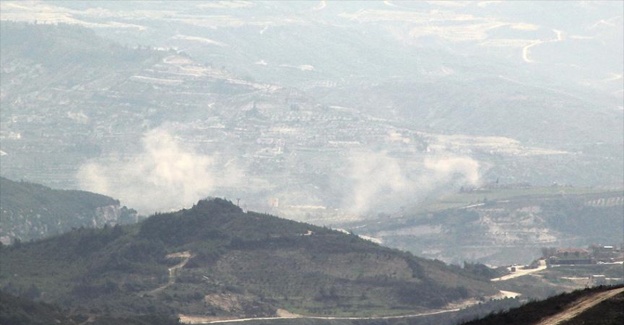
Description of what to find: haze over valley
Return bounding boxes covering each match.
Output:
[1,1,622,219]
[0,2,623,324]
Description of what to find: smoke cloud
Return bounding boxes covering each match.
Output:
[341,150,481,216]
[77,129,482,219]
[77,128,242,214]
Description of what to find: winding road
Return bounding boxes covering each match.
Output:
[144,251,192,296]
[491,260,547,282]
[522,29,564,63]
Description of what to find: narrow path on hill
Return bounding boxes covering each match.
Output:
[144,251,192,296]
[535,286,624,325]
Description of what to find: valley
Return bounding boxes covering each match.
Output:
[0,1,622,324]
[1,1,622,225]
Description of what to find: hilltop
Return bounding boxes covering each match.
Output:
[0,198,497,322]
[0,176,138,244]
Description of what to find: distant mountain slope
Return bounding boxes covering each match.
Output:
[460,285,624,325]
[0,176,138,243]
[317,76,623,148]
[0,198,497,321]
[1,20,124,54]
[1,11,623,222]
[347,186,624,265]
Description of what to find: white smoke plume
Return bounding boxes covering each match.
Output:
[77,128,242,214]
[342,150,481,216]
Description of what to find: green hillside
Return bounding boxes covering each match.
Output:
[0,291,181,325]
[0,198,497,320]
[0,177,138,243]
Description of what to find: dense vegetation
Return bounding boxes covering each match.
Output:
[0,198,496,320]
[0,291,78,325]
[0,290,181,325]
[0,177,138,243]
[3,279,620,325]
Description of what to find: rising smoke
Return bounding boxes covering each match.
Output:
[77,128,242,214]
[77,128,482,218]
[342,150,481,216]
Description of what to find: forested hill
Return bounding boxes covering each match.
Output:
[0,198,496,321]
[0,176,138,243]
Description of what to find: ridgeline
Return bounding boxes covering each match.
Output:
[0,198,496,321]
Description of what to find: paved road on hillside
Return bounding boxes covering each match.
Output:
[535,286,624,325]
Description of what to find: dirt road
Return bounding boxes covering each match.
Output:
[491,263,547,282]
[144,251,192,296]
[179,289,524,323]
[535,286,624,325]
[180,308,462,324]
[522,28,564,63]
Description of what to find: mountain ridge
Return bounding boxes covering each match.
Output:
[0,176,139,244]
[0,197,497,320]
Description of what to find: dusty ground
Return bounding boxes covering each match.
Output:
[492,260,547,282]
